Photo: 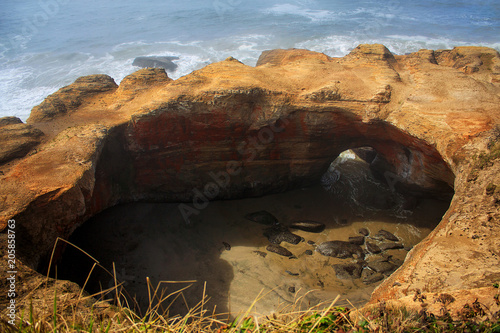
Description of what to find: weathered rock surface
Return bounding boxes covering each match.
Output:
[365,241,382,254]
[263,226,302,245]
[1,44,500,318]
[361,269,385,284]
[132,56,179,72]
[333,263,363,279]
[0,119,44,164]
[348,236,365,245]
[27,75,118,123]
[358,228,370,236]
[266,244,294,257]
[316,241,365,259]
[245,211,279,225]
[367,260,397,275]
[375,229,399,242]
[378,242,404,251]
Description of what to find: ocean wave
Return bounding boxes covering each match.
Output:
[262,3,335,22]
[295,34,500,58]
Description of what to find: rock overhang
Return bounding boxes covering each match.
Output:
[0,44,499,315]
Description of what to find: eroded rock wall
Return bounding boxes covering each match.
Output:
[0,45,499,315]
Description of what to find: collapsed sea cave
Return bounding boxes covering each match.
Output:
[54,138,454,317]
[12,90,457,317]
[4,45,500,323]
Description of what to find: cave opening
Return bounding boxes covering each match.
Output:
[54,145,454,317]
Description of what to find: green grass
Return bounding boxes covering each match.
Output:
[2,290,500,332]
[2,239,500,332]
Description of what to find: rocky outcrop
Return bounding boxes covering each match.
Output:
[1,44,500,318]
[0,118,44,164]
[27,75,118,123]
[132,56,179,72]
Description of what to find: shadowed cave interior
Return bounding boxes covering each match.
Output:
[54,146,454,317]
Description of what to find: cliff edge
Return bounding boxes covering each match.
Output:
[1,45,499,319]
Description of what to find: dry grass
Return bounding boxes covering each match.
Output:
[1,238,499,332]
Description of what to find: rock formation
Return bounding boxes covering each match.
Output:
[1,44,499,318]
[132,56,179,72]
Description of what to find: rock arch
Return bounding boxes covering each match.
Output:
[1,45,499,314]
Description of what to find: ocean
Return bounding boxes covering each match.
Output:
[1,0,499,121]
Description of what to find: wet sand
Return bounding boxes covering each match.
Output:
[59,181,450,317]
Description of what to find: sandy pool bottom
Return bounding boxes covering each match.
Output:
[60,185,450,317]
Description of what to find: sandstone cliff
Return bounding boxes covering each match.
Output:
[1,45,499,318]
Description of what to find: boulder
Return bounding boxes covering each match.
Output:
[132,56,179,72]
[379,242,404,251]
[316,241,365,259]
[266,244,294,257]
[263,226,302,245]
[375,230,399,242]
[333,263,363,279]
[245,211,279,226]
[365,242,382,254]
[0,122,44,163]
[349,236,365,245]
[362,269,385,284]
[367,260,397,274]
[358,228,370,236]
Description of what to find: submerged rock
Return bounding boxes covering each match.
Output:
[376,229,399,241]
[266,244,293,257]
[366,241,382,254]
[245,211,279,225]
[379,242,404,251]
[264,226,302,245]
[333,263,363,279]
[289,221,326,233]
[253,251,267,258]
[358,228,370,236]
[4,45,498,315]
[316,241,365,259]
[367,260,397,274]
[132,56,179,72]
[349,236,365,245]
[362,269,385,284]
